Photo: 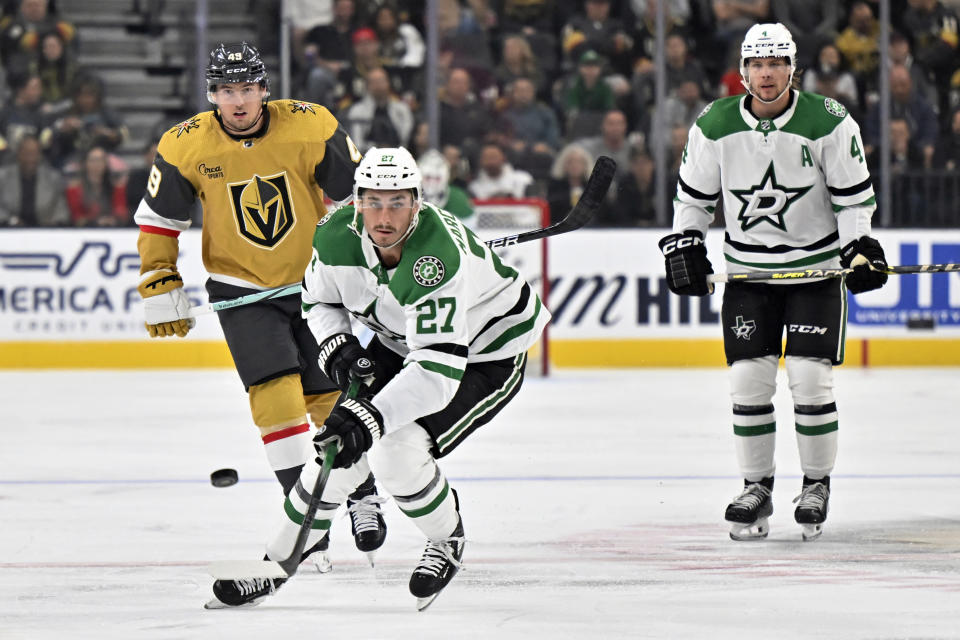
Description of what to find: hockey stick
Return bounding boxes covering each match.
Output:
[187,156,616,319]
[707,262,960,284]
[207,378,361,583]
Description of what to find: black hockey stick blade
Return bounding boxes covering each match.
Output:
[484,155,616,248]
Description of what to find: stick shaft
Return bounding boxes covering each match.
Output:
[708,263,960,284]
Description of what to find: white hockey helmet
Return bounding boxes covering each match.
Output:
[417,149,450,207]
[739,23,797,91]
[352,146,423,247]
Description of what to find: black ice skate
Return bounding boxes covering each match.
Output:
[409,517,465,611]
[347,481,388,566]
[725,478,774,541]
[793,476,830,541]
[205,575,287,609]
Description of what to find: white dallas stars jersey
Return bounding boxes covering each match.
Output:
[301,202,550,432]
[674,90,875,274]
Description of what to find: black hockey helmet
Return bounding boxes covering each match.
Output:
[206,42,269,96]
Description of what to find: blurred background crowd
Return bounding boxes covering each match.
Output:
[0,0,958,230]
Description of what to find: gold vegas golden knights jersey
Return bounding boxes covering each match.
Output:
[134,99,362,289]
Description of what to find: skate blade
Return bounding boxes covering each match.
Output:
[310,551,333,574]
[203,596,264,610]
[800,523,823,541]
[416,593,440,612]
[364,550,378,568]
[728,517,770,541]
[207,560,287,580]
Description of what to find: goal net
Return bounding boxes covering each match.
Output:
[470,198,551,377]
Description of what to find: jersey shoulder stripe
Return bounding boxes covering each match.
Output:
[695,96,750,141]
[780,91,848,141]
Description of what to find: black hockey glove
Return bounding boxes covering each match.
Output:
[840,236,888,294]
[317,333,376,397]
[314,397,384,468]
[658,230,715,296]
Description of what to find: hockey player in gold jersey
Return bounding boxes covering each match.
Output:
[133,42,386,567]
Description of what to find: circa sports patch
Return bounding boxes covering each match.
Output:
[824,97,846,118]
[317,211,333,226]
[413,255,445,286]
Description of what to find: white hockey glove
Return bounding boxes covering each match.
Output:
[138,269,195,338]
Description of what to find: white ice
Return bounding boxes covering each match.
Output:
[1,367,958,639]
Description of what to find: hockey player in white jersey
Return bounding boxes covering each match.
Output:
[658,24,888,541]
[208,146,550,609]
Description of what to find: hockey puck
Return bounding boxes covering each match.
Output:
[210,468,238,488]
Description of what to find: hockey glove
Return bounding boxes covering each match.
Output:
[138,269,195,338]
[317,333,376,396]
[659,230,715,296]
[840,236,888,294]
[314,397,384,468]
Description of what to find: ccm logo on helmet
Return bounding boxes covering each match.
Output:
[661,235,703,255]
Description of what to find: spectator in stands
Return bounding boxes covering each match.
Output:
[442,143,471,191]
[561,0,635,77]
[49,75,128,169]
[299,0,358,110]
[468,142,535,199]
[439,67,493,160]
[576,109,635,178]
[418,148,475,221]
[802,43,860,119]
[654,78,708,144]
[864,64,938,170]
[29,29,78,115]
[338,27,385,111]
[610,147,658,227]
[497,0,559,82]
[874,117,928,222]
[902,0,960,120]
[770,0,838,69]
[709,0,770,54]
[547,142,594,225]
[934,107,960,170]
[501,77,561,157]
[285,0,335,67]
[889,30,940,114]
[0,70,51,162]
[373,4,425,71]
[630,0,692,24]
[561,49,616,139]
[494,35,546,98]
[835,2,880,82]
[65,145,129,227]
[632,32,711,121]
[716,43,748,98]
[436,0,497,101]
[0,134,68,227]
[0,0,75,73]
[344,66,415,152]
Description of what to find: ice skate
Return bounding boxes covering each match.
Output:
[205,575,286,609]
[347,485,388,567]
[409,517,465,611]
[793,476,830,541]
[725,479,774,541]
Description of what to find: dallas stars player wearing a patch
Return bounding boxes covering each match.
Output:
[658,24,889,542]
[133,42,387,574]
[209,147,550,609]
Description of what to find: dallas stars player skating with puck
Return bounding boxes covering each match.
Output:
[134,42,386,570]
[208,146,550,609]
[658,24,889,541]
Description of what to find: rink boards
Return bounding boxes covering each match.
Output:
[1,228,959,368]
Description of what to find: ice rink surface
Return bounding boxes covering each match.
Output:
[1,367,958,639]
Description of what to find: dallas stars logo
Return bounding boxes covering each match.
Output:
[290,101,316,114]
[730,315,757,341]
[731,162,811,231]
[172,117,200,138]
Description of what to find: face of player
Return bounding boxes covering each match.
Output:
[213,82,267,134]
[359,189,417,250]
[745,57,791,104]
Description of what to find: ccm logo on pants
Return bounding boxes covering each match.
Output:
[788,324,828,335]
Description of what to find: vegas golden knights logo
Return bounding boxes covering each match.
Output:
[228,172,295,247]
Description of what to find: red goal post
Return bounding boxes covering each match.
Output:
[470,198,551,377]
